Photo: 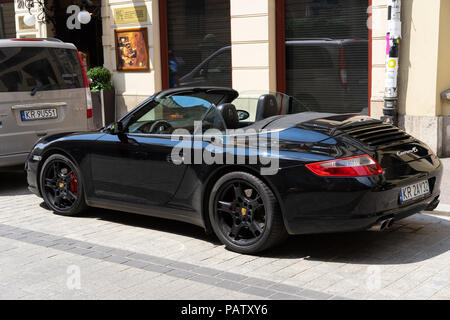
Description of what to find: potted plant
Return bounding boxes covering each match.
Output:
[87,67,115,129]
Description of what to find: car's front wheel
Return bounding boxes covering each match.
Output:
[39,154,87,216]
[209,172,288,254]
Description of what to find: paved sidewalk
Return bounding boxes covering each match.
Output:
[0,168,449,300]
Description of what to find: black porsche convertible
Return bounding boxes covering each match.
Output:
[26,87,443,254]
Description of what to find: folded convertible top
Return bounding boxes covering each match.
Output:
[245,112,339,131]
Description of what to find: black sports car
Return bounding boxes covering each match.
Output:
[26,87,443,254]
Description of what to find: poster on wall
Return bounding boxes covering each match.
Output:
[114,28,149,71]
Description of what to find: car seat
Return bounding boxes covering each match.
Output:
[255,94,279,121]
[217,103,239,129]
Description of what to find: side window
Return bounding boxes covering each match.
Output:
[206,50,231,74]
[286,46,333,71]
[127,95,216,135]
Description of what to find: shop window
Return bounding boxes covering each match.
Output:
[184,0,205,36]
[165,0,232,89]
[283,0,369,114]
[0,1,16,39]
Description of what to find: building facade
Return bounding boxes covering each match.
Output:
[10,0,450,156]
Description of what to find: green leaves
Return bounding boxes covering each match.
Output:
[87,67,114,92]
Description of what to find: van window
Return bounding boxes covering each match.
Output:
[206,49,231,73]
[343,42,368,70]
[286,46,333,70]
[0,47,83,93]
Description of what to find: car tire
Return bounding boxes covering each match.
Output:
[39,154,88,216]
[209,172,288,254]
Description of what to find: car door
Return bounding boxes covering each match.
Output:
[91,132,188,207]
[89,95,214,207]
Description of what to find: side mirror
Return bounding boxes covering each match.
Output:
[237,110,250,121]
[199,69,207,78]
[108,122,124,135]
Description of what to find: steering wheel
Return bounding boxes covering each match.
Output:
[149,120,173,134]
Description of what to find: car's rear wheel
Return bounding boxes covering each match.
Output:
[209,172,287,254]
[39,154,87,216]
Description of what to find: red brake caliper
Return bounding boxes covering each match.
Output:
[69,173,78,195]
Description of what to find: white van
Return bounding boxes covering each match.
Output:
[0,38,93,167]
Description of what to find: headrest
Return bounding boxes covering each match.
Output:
[217,103,239,129]
[255,94,278,121]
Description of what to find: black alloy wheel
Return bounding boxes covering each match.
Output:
[209,172,287,254]
[40,154,87,216]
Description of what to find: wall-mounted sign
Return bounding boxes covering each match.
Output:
[16,0,31,11]
[114,6,147,25]
[114,27,150,71]
[18,16,35,30]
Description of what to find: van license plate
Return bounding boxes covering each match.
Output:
[400,180,430,203]
[21,109,57,121]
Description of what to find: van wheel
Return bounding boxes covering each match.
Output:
[39,154,87,216]
[209,172,288,254]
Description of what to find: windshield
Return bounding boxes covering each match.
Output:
[126,95,226,135]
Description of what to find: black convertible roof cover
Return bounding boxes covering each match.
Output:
[246,112,341,131]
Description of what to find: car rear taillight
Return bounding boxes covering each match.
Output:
[77,51,93,119]
[339,46,348,89]
[306,155,383,177]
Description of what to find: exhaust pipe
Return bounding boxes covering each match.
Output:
[369,218,394,232]
[425,197,440,212]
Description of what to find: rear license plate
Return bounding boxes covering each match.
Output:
[400,180,430,203]
[21,109,58,121]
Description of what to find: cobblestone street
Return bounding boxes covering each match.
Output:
[0,166,449,300]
